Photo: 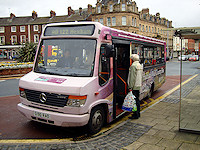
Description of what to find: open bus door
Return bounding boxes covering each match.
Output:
[112,42,131,119]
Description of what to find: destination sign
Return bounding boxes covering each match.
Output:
[44,25,95,36]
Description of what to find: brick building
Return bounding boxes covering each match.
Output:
[0,6,92,59]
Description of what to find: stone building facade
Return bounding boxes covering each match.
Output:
[92,0,174,57]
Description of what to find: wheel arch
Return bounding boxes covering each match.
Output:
[88,100,109,124]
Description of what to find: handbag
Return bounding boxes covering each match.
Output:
[122,91,137,112]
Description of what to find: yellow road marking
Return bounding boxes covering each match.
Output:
[141,74,198,111]
[153,74,198,102]
[0,76,22,80]
[0,138,72,144]
[0,74,198,144]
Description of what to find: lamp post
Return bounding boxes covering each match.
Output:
[167,21,169,58]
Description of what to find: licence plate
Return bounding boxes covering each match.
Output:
[34,111,50,119]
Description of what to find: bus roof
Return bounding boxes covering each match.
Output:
[42,21,166,46]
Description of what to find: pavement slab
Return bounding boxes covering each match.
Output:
[137,143,165,150]
[179,143,200,150]
[156,138,182,149]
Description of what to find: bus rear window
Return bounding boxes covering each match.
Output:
[44,25,95,36]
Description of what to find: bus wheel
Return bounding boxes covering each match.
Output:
[88,106,105,134]
[148,84,154,98]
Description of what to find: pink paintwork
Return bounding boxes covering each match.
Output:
[18,22,166,129]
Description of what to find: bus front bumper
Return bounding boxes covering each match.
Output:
[17,103,90,127]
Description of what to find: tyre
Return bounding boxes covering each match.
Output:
[148,84,154,98]
[87,106,105,134]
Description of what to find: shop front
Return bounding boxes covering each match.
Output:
[0,45,22,60]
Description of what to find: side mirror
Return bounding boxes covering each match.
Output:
[101,44,114,58]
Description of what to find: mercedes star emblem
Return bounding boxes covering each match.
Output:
[40,93,47,103]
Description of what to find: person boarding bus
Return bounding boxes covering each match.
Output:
[127,54,143,119]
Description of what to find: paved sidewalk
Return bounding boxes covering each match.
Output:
[0,74,200,149]
[125,74,200,150]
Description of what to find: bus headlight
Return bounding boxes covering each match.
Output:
[19,87,26,99]
[67,95,87,107]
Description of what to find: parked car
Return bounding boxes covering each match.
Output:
[189,55,199,61]
[12,55,19,60]
[186,54,193,60]
[178,55,187,61]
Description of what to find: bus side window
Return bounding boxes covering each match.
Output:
[152,47,157,65]
[156,47,161,64]
[131,43,144,64]
[99,44,110,86]
[144,47,153,67]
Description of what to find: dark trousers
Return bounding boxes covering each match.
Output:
[132,90,140,118]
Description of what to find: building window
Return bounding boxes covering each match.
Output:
[152,27,154,33]
[11,35,17,44]
[0,27,4,33]
[133,6,135,12]
[150,16,152,21]
[97,6,101,13]
[149,26,151,32]
[132,17,134,26]
[155,27,156,33]
[20,35,26,44]
[146,26,148,32]
[110,4,113,12]
[112,17,116,26]
[0,36,5,45]
[142,25,144,32]
[158,28,159,34]
[139,24,141,31]
[122,4,126,11]
[122,16,126,26]
[95,18,98,22]
[34,25,38,31]
[20,26,25,32]
[107,17,111,26]
[11,26,16,32]
[100,18,103,24]
[134,18,137,27]
[34,34,39,43]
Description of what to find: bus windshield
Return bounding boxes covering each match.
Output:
[34,39,96,77]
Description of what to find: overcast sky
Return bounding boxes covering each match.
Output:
[0,0,199,28]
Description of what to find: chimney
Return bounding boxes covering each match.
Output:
[88,4,92,14]
[68,6,75,16]
[50,10,56,18]
[156,13,160,18]
[32,11,37,19]
[10,13,16,20]
[142,8,149,14]
[79,7,82,15]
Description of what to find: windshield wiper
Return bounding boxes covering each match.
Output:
[38,70,60,76]
[67,73,79,76]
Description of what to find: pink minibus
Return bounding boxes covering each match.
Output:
[18,22,166,134]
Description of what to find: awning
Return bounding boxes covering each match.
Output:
[169,27,200,39]
[0,45,23,49]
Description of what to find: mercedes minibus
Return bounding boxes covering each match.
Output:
[18,22,166,134]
